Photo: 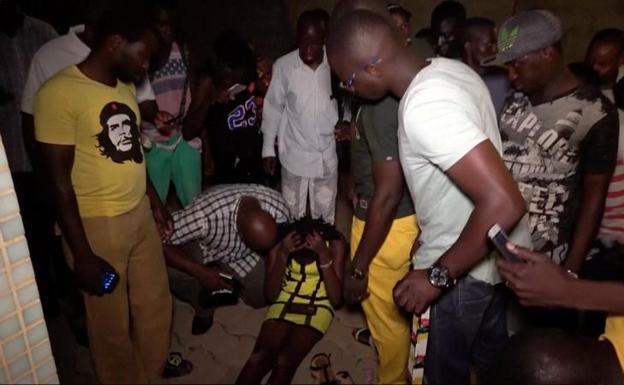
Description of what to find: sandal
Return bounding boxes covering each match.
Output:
[162,352,193,379]
[310,352,338,384]
[352,327,375,348]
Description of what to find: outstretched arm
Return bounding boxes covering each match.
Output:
[163,244,232,292]
[498,243,624,313]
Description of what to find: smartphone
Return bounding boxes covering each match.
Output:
[227,83,247,96]
[101,270,120,294]
[487,224,522,262]
[199,273,239,307]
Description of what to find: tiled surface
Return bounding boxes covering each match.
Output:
[0,141,59,384]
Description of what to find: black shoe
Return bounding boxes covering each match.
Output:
[191,315,213,335]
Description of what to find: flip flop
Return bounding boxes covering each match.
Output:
[352,327,375,348]
[310,353,338,384]
[162,352,193,379]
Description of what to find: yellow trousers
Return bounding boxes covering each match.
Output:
[351,215,419,384]
[63,197,172,384]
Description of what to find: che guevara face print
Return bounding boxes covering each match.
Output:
[95,101,143,164]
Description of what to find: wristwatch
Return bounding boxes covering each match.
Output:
[427,262,456,290]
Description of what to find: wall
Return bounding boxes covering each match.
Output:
[21,0,624,66]
[0,139,58,383]
[180,0,624,64]
[178,0,294,67]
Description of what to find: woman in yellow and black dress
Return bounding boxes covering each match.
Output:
[236,218,346,385]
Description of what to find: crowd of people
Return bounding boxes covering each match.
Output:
[1,0,623,383]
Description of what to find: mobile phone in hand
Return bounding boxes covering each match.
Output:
[227,83,247,96]
[488,224,522,263]
[101,270,119,294]
[199,273,239,307]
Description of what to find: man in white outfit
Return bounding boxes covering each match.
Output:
[261,9,344,224]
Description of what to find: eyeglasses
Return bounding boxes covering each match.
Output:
[338,57,383,92]
[339,72,357,91]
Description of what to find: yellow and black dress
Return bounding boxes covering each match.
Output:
[265,257,334,334]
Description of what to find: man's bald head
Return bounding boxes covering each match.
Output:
[486,329,621,385]
[327,9,401,100]
[239,208,279,253]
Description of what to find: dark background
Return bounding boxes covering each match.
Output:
[19,0,624,66]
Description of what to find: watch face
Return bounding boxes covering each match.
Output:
[429,266,450,288]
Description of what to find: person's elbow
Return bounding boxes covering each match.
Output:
[374,187,403,213]
[493,187,526,228]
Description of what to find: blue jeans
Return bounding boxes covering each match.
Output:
[425,275,508,384]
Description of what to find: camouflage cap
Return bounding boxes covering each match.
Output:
[491,9,562,65]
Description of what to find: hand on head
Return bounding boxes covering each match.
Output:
[278,231,303,259]
[304,231,329,256]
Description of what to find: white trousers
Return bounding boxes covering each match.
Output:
[281,167,338,224]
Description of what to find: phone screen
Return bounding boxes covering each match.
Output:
[227,83,247,96]
[102,271,119,293]
[488,224,522,262]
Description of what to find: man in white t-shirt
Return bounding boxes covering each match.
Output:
[327,7,530,384]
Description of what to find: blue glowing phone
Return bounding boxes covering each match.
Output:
[101,271,119,294]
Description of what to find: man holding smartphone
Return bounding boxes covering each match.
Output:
[163,184,291,334]
[34,4,172,383]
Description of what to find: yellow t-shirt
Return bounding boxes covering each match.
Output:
[602,315,624,373]
[34,65,146,218]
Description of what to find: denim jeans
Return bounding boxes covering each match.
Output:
[424,275,508,384]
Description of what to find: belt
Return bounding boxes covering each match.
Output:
[357,197,369,211]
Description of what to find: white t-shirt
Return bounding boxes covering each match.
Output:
[21,25,154,115]
[398,58,530,284]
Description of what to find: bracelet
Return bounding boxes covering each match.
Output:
[319,260,334,270]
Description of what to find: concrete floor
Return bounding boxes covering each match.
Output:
[47,297,377,384]
[46,173,379,384]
